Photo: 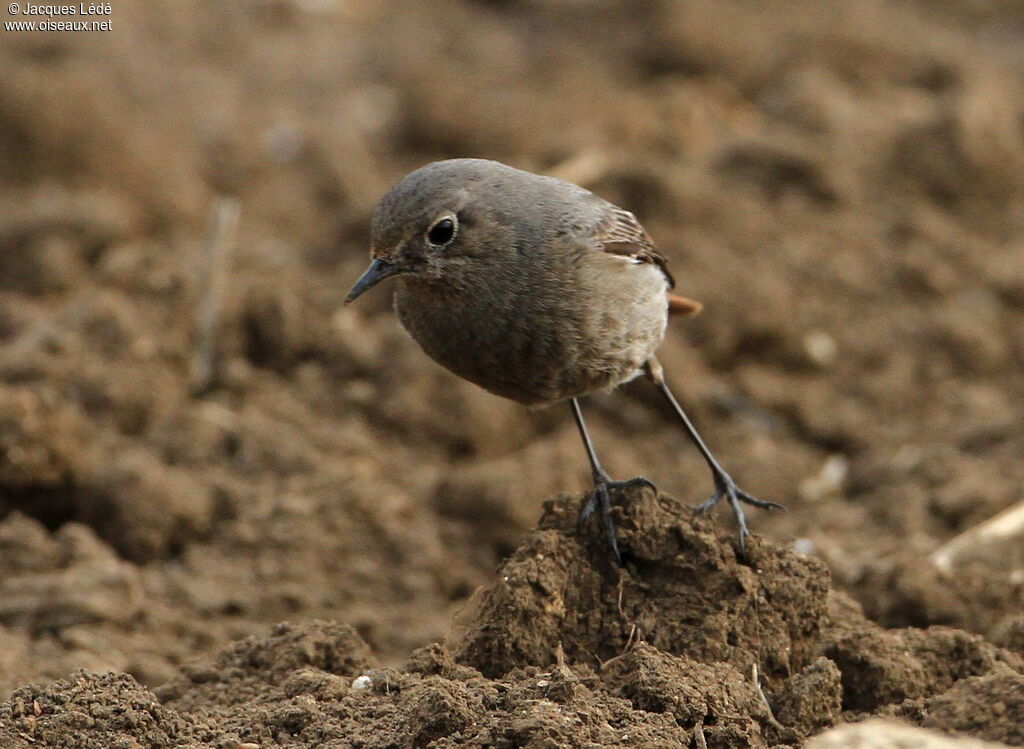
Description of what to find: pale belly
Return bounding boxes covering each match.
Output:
[393,263,668,406]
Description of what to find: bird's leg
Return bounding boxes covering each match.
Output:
[570,398,620,561]
[569,398,654,563]
[646,362,784,553]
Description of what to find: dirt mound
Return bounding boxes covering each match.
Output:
[3,487,1021,748]
[1,672,190,749]
[455,488,828,684]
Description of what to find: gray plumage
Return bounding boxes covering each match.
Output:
[369,158,671,406]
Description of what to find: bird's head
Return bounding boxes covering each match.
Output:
[344,159,511,304]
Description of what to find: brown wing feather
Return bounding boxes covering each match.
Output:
[593,206,676,288]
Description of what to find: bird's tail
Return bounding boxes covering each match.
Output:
[668,293,703,316]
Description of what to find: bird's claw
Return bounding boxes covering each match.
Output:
[696,472,784,554]
[577,475,655,565]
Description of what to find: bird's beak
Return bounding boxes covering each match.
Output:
[344,257,405,304]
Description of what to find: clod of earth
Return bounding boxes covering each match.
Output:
[1,485,1021,748]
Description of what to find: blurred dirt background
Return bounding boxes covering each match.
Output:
[1,0,1023,745]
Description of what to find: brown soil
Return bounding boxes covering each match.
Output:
[1,0,1023,746]
[2,489,1022,747]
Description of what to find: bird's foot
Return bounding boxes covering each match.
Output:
[695,471,785,554]
[578,476,656,565]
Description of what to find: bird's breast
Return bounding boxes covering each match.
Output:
[393,263,667,406]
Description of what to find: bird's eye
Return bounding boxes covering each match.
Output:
[427,216,457,247]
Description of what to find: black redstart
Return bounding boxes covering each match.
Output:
[345,158,782,561]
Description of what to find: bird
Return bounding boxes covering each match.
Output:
[344,158,782,562]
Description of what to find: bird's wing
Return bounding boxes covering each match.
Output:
[593,206,676,288]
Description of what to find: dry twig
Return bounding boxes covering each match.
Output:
[930,497,1024,574]
[190,197,240,395]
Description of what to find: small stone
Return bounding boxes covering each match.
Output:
[351,674,373,691]
[793,538,816,555]
[803,330,838,367]
[799,455,848,502]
